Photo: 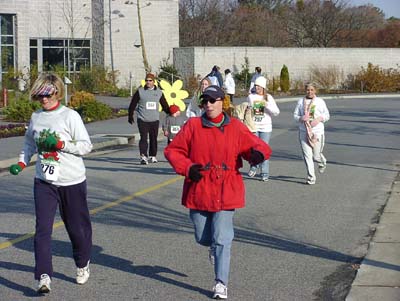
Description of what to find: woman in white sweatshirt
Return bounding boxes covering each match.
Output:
[293,83,330,185]
[247,76,280,181]
[223,69,235,103]
[9,73,93,293]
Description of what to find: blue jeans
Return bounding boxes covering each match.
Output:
[250,131,271,177]
[189,210,235,285]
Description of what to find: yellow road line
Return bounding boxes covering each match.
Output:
[0,176,182,250]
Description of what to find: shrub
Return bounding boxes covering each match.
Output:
[2,67,22,90]
[75,68,96,92]
[112,108,128,117]
[3,98,41,122]
[77,101,112,123]
[309,64,343,91]
[75,65,118,95]
[115,88,131,97]
[268,77,280,93]
[234,57,252,93]
[158,55,181,84]
[354,63,400,92]
[0,124,26,138]
[69,91,96,109]
[291,79,306,95]
[280,65,290,92]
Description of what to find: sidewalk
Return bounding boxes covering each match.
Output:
[0,93,400,300]
[346,170,400,301]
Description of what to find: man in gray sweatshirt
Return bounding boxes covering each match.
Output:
[128,73,170,164]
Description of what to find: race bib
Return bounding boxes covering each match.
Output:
[39,157,60,181]
[146,101,157,110]
[170,125,181,134]
[254,115,264,123]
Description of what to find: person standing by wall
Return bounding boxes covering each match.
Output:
[164,85,272,299]
[223,69,235,103]
[207,65,223,87]
[249,66,262,94]
[293,82,330,185]
[9,73,93,293]
[128,73,170,164]
[247,76,280,182]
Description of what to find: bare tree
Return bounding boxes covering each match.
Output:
[284,0,352,47]
[237,0,291,10]
[180,0,391,48]
[179,0,234,46]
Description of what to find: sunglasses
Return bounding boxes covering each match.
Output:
[201,97,219,105]
[145,79,153,82]
[32,93,53,100]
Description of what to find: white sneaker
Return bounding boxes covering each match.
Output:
[261,174,269,182]
[307,178,316,185]
[150,156,158,163]
[248,167,257,178]
[76,261,90,285]
[318,164,326,174]
[140,155,148,165]
[208,247,215,265]
[37,274,51,293]
[213,281,228,299]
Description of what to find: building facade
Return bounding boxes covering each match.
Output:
[0,0,179,88]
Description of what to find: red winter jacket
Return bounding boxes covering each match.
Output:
[164,114,272,212]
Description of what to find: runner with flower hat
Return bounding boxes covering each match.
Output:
[9,72,93,293]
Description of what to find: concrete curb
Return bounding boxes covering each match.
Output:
[0,130,165,171]
[346,170,400,301]
[274,93,400,103]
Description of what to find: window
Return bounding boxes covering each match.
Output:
[0,14,16,85]
[30,38,91,74]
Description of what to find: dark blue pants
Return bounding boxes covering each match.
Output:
[33,178,92,280]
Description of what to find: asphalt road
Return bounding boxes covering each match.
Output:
[0,97,399,300]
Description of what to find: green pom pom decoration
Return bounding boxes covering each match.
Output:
[9,164,22,175]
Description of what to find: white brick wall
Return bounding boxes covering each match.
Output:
[174,46,400,87]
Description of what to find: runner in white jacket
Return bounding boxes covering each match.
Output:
[293,82,330,185]
[9,73,93,293]
[247,76,280,181]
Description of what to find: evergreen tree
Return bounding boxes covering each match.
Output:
[280,64,290,92]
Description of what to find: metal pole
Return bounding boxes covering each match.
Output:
[65,83,68,106]
[130,72,133,97]
[109,0,116,85]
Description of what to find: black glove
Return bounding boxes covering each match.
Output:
[189,164,203,182]
[249,148,264,166]
[128,117,134,124]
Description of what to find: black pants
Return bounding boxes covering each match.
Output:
[137,119,159,157]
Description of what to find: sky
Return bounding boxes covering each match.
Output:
[349,0,400,18]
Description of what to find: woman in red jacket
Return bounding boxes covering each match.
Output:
[164,85,271,299]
